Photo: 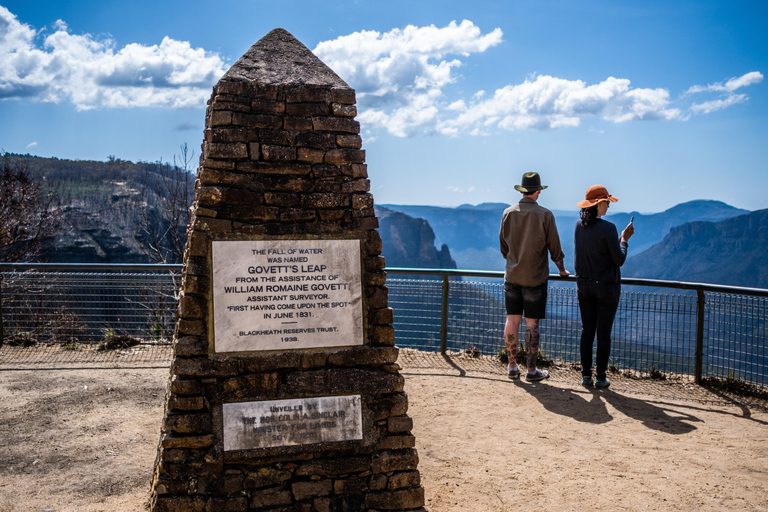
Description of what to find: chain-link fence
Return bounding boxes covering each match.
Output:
[1,264,766,387]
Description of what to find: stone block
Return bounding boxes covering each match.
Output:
[365,256,386,272]
[206,143,248,159]
[285,368,404,395]
[371,325,396,346]
[262,144,298,162]
[387,416,413,434]
[366,287,389,309]
[173,358,239,378]
[368,473,387,491]
[336,134,363,148]
[185,256,210,277]
[387,471,421,490]
[311,164,342,178]
[231,112,283,129]
[250,486,293,508]
[286,88,332,103]
[236,351,303,373]
[243,468,292,489]
[300,193,348,209]
[153,496,206,512]
[259,129,296,146]
[264,192,301,207]
[192,216,233,233]
[341,179,370,193]
[279,209,316,222]
[296,132,336,149]
[292,479,332,500]
[207,127,257,143]
[161,434,215,450]
[210,111,232,127]
[248,142,261,159]
[318,210,346,222]
[326,346,399,367]
[284,116,314,131]
[153,478,188,495]
[294,457,371,477]
[205,497,248,512]
[324,149,365,165]
[227,204,280,222]
[168,396,206,411]
[369,393,409,421]
[377,434,417,451]
[187,232,209,257]
[366,487,425,510]
[297,148,325,164]
[331,88,356,104]
[370,307,394,326]
[353,216,379,231]
[184,275,210,296]
[286,102,331,117]
[178,319,206,337]
[164,413,213,435]
[251,99,285,114]
[365,272,387,287]
[312,117,360,134]
[352,193,374,210]
[170,375,203,395]
[372,449,419,474]
[237,161,312,176]
[179,294,206,320]
[333,477,368,495]
[332,103,357,117]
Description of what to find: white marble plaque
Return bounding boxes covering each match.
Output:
[222,395,363,451]
[212,239,363,353]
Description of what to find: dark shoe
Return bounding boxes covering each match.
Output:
[526,369,549,382]
[507,367,521,380]
[595,377,610,389]
[581,376,594,387]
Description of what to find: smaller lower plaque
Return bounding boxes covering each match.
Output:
[223,395,363,451]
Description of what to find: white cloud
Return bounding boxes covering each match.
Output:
[315,21,761,137]
[686,71,763,115]
[26,141,37,148]
[0,6,227,109]
[315,20,503,137]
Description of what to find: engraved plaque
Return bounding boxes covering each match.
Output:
[223,395,363,451]
[213,239,363,352]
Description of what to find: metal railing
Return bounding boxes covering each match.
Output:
[1,263,766,387]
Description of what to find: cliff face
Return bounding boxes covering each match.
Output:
[13,154,191,264]
[623,209,768,288]
[375,206,457,269]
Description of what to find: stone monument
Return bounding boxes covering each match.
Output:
[149,28,426,512]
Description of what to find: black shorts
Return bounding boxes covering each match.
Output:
[504,281,547,319]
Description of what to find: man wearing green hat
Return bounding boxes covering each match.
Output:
[500,172,570,382]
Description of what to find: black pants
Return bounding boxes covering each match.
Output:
[577,279,621,380]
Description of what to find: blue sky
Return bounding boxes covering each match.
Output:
[1,0,766,213]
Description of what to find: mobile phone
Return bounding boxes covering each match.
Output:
[630,216,634,224]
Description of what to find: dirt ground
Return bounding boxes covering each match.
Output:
[1,346,767,512]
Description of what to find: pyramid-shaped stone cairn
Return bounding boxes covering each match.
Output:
[149,29,426,512]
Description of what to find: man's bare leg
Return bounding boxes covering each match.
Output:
[504,314,521,370]
[525,318,540,373]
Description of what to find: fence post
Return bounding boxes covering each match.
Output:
[440,274,449,354]
[695,289,705,383]
[0,273,3,348]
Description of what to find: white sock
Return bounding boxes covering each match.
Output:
[508,364,518,371]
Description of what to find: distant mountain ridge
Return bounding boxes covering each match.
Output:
[623,209,768,288]
[380,200,749,272]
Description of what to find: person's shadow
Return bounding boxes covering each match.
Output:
[520,381,701,433]
[599,389,701,434]
[520,381,613,424]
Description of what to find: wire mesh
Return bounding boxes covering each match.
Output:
[705,293,767,387]
[1,267,766,388]
[2,269,180,346]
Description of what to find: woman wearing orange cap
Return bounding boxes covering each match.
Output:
[574,185,634,389]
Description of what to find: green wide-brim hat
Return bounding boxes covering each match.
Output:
[514,172,548,193]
